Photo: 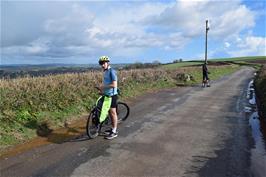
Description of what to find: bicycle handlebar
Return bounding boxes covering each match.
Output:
[94,86,121,95]
[94,86,101,91]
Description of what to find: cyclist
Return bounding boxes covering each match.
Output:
[202,62,210,87]
[98,56,119,140]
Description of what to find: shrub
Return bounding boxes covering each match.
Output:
[254,64,266,120]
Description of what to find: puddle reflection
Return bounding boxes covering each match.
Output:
[247,80,266,177]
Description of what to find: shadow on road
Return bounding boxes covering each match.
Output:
[21,116,89,144]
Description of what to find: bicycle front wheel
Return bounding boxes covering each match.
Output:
[117,102,130,122]
[86,109,100,139]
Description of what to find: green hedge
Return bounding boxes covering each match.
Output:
[254,64,266,120]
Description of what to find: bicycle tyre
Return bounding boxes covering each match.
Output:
[86,109,100,139]
[117,102,130,122]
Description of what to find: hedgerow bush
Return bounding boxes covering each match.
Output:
[254,64,266,119]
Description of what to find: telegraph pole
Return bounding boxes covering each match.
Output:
[205,20,210,64]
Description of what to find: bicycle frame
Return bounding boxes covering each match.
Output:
[86,89,130,139]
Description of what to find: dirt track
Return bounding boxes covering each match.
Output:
[0,67,261,177]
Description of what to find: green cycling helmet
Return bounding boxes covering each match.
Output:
[99,56,110,65]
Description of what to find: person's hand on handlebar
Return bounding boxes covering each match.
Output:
[95,86,103,95]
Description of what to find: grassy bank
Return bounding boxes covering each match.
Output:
[0,64,240,150]
[162,61,203,69]
[254,64,266,119]
[211,56,266,62]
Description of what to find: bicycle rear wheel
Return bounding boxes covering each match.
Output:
[86,109,100,139]
[117,102,130,122]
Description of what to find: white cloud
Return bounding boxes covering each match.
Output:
[144,0,256,40]
[2,3,96,58]
[211,5,255,40]
[86,27,102,38]
[26,38,49,54]
[224,42,231,48]
[1,1,177,62]
[1,0,264,64]
[227,36,266,57]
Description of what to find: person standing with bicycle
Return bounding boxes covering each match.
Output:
[98,56,119,140]
[202,62,210,87]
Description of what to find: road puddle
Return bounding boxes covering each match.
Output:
[246,80,266,177]
[249,112,266,177]
[0,118,87,159]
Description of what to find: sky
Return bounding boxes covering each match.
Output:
[1,0,266,65]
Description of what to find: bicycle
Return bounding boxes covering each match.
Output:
[202,72,211,87]
[86,88,130,139]
[202,79,210,87]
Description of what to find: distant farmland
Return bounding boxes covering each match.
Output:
[0,64,127,79]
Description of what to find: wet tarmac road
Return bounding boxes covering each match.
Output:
[1,67,265,177]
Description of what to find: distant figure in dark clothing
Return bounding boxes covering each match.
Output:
[202,63,210,87]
